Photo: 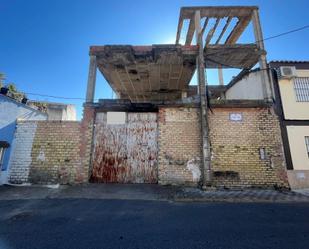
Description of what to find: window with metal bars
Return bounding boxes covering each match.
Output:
[305,136,309,158]
[0,147,5,170]
[0,141,9,170]
[293,77,309,102]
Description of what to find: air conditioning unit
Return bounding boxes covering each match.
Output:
[279,66,297,78]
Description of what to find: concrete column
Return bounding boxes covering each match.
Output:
[218,66,224,85]
[181,90,188,99]
[252,9,272,101]
[86,55,97,103]
[195,10,212,187]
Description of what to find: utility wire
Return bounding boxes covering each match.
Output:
[259,24,309,43]
[13,24,309,101]
[24,92,91,101]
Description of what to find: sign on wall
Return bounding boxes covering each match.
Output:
[229,113,243,122]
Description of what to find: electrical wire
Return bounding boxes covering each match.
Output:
[259,24,309,43]
[24,92,87,100]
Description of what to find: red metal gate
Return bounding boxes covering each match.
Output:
[91,112,158,183]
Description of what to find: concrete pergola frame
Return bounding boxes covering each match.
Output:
[176,6,272,100]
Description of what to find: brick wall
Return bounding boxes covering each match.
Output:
[28,121,82,184]
[209,107,289,188]
[79,105,95,182]
[157,106,289,188]
[9,119,93,184]
[158,107,202,186]
[9,104,289,188]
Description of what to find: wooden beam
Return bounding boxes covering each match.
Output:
[185,18,195,45]
[205,18,220,45]
[215,17,232,44]
[225,16,251,44]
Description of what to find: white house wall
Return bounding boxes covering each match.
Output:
[225,71,264,100]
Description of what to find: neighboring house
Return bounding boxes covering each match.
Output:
[28,101,76,121]
[270,61,309,189]
[0,94,47,184]
[225,69,269,100]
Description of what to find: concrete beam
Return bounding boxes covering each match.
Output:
[86,55,97,103]
[225,16,251,45]
[185,19,195,45]
[252,9,272,100]
[218,66,224,85]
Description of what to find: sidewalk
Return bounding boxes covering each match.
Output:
[1,183,309,203]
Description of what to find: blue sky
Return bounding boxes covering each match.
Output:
[1,0,309,119]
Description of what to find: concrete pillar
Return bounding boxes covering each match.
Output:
[218,66,224,85]
[86,55,97,103]
[195,10,212,187]
[252,9,272,101]
[181,90,187,99]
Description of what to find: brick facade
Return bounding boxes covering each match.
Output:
[8,104,289,189]
[9,120,91,184]
[79,105,95,182]
[209,107,289,188]
[28,121,82,184]
[157,106,289,188]
[158,107,202,186]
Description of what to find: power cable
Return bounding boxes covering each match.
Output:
[258,24,309,43]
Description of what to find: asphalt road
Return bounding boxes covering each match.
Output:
[0,199,309,249]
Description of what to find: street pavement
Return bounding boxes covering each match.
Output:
[1,199,309,249]
[1,184,309,202]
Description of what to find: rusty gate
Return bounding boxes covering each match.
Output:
[91,112,158,183]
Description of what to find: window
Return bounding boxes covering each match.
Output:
[305,136,309,158]
[0,141,9,170]
[0,148,4,168]
[294,77,309,102]
[106,112,126,125]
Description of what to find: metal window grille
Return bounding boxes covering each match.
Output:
[294,77,309,102]
[0,147,4,170]
[305,136,309,158]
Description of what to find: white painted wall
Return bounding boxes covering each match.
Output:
[63,104,77,121]
[0,95,47,184]
[286,126,309,170]
[225,71,265,100]
[278,70,309,120]
[46,104,76,121]
[8,121,38,184]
